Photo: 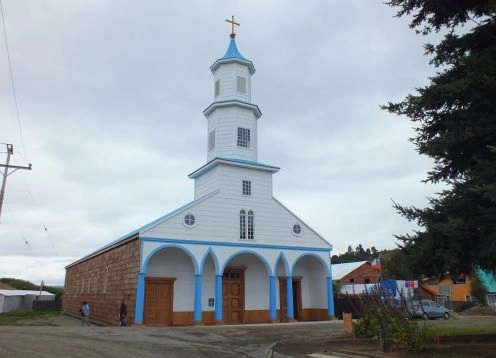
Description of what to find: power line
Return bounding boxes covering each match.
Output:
[0,0,27,155]
[4,200,31,249]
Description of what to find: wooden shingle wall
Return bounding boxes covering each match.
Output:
[62,238,140,325]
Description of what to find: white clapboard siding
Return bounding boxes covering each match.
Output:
[195,164,273,201]
[141,189,330,249]
[207,106,258,162]
[213,63,251,103]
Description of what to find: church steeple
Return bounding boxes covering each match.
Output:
[203,18,261,163]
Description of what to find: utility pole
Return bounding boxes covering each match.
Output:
[0,143,32,222]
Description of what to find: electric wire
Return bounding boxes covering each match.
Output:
[3,200,31,249]
[0,0,27,155]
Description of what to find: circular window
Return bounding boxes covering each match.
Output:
[292,224,302,236]
[184,214,196,227]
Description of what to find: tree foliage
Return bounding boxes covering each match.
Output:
[331,244,378,264]
[383,1,496,276]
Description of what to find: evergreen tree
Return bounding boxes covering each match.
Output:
[383,1,496,276]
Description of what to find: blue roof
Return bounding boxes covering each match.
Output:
[188,157,279,179]
[210,36,255,75]
[222,37,247,60]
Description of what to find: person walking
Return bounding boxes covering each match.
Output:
[80,301,90,326]
[119,301,127,327]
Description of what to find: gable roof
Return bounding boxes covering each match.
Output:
[66,190,220,268]
[331,261,368,280]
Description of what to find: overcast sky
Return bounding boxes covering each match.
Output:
[0,1,443,286]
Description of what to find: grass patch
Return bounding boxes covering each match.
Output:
[425,325,496,337]
[0,309,61,326]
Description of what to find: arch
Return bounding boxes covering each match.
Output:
[199,247,220,275]
[291,252,331,276]
[221,250,273,276]
[274,252,290,276]
[142,244,200,274]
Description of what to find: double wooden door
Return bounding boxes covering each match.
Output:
[222,269,245,324]
[279,277,302,322]
[144,277,175,326]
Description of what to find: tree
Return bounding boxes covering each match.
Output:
[383,1,496,276]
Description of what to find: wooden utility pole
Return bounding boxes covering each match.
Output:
[0,143,32,222]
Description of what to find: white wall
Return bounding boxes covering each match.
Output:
[293,255,327,308]
[146,247,196,311]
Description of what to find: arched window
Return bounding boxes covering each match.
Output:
[239,210,246,239]
[247,210,254,240]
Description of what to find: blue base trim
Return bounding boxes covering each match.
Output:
[327,276,335,317]
[194,274,202,322]
[215,275,222,321]
[135,272,146,324]
[286,276,294,320]
[269,275,277,320]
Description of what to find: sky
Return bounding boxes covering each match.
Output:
[0,1,443,286]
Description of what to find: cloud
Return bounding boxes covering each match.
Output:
[0,1,441,285]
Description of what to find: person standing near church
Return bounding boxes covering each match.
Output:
[119,301,127,327]
[80,301,90,326]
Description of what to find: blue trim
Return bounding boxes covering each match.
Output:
[221,249,273,276]
[286,276,294,320]
[269,275,277,320]
[274,252,290,276]
[194,274,202,322]
[200,247,220,275]
[215,275,222,321]
[135,272,146,324]
[202,99,262,118]
[140,236,331,253]
[291,252,332,276]
[142,243,199,274]
[189,157,279,179]
[327,276,335,317]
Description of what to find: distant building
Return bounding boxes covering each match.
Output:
[332,261,381,284]
[63,27,334,326]
[0,290,55,313]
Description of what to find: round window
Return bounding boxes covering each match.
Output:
[184,214,196,227]
[292,224,301,235]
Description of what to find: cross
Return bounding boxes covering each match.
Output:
[225,15,240,37]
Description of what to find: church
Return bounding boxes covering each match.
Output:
[63,19,335,326]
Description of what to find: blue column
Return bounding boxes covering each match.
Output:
[327,276,335,318]
[194,274,202,322]
[134,272,145,324]
[215,274,222,322]
[286,276,294,320]
[269,275,277,321]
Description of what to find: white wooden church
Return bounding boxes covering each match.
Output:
[63,21,334,326]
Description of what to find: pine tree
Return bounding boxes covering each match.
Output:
[383,1,496,276]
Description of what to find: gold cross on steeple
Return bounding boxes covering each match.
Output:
[225,15,240,38]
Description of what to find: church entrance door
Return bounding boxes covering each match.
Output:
[222,268,245,324]
[278,277,302,322]
[144,277,175,326]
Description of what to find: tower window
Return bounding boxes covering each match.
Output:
[237,127,251,148]
[242,180,251,196]
[215,80,220,97]
[237,76,246,93]
[208,130,215,152]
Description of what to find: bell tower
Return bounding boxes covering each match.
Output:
[203,16,261,163]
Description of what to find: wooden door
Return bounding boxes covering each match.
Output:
[144,277,175,326]
[279,277,302,322]
[222,269,244,324]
